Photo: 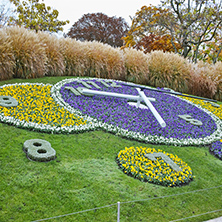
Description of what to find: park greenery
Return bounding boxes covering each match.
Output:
[0,1,222,221]
[7,0,69,32]
[0,76,222,222]
[67,13,129,47]
[0,26,222,101]
[123,0,222,63]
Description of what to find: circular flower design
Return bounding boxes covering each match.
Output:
[117,146,194,187]
[51,78,222,146]
[0,83,91,133]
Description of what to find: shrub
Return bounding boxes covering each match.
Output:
[188,61,216,99]
[80,41,125,79]
[211,62,222,101]
[37,32,65,76]
[0,29,15,80]
[60,39,125,79]
[122,48,150,84]
[147,51,191,93]
[59,38,87,77]
[5,26,47,79]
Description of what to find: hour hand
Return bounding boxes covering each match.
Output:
[65,87,166,128]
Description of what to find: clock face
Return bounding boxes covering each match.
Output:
[52,78,222,146]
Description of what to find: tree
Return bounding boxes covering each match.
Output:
[199,31,222,63]
[9,0,69,32]
[134,34,182,54]
[0,1,14,27]
[67,13,129,47]
[123,1,222,63]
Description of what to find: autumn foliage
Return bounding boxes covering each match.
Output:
[134,34,182,54]
[67,13,128,47]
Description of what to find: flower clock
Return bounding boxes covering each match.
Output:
[0,77,221,187]
[51,78,222,146]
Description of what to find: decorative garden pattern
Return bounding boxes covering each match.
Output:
[51,77,222,146]
[117,146,194,187]
[0,78,221,174]
[0,83,92,133]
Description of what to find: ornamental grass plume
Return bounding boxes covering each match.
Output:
[5,26,47,79]
[60,39,125,79]
[147,50,191,93]
[188,61,216,99]
[37,32,65,76]
[0,29,15,80]
[80,41,125,80]
[210,61,222,101]
[122,48,150,84]
[59,38,89,76]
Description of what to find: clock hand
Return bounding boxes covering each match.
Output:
[76,87,166,128]
[121,82,217,103]
[136,88,166,128]
[78,87,156,102]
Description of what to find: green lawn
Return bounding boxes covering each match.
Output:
[0,77,222,222]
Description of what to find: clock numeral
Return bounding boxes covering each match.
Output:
[77,80,101,89]
[178,114,203,126]
[145,152,182,172]
[65,87,81,96]
[98,80,110,87]
[104,80,122,88]
[209,101,220,108]
[0,95,18,107]
[77,80,121,88]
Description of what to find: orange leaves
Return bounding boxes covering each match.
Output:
[135,34,182,54]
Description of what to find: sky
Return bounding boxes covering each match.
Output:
[42,0,160,34]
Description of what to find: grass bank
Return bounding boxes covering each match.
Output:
[0,77,222,222]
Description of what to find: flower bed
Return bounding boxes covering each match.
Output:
[117,146,194,187]
[210,140,222,160]
[51,77,222,146]
[0,83,93,133]
[1,79,221,147]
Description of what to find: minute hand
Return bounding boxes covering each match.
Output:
[79,87,166,128]
[136,88,166,128]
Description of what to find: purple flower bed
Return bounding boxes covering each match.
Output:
[59,79,217,141]
[210,141,222,160]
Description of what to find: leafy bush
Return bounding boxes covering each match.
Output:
[147,51,191,93]
[5,26,47,78]
[0,29,15,80]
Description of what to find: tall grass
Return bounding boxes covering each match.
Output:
[81,41,125,80]
[37,32,65,76]
[59,38,88,76]
[211,62,222,101]
[122,48,150,84]
[0,29,14,80]
[147,51,191,93]
[5,26,47,79]
[189,61,216,99]
[1,26,222,101]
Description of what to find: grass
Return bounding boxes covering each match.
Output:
[0,77,222,222]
